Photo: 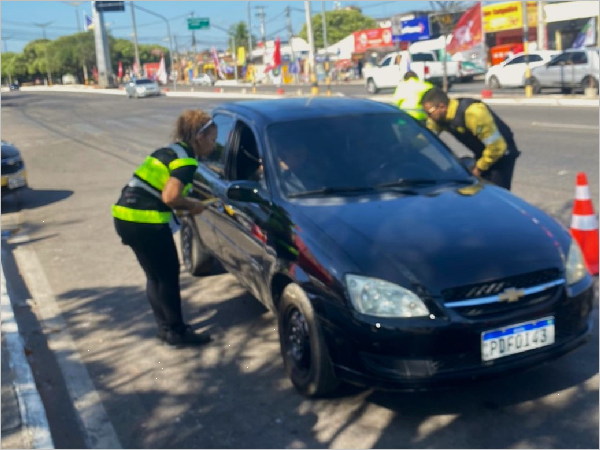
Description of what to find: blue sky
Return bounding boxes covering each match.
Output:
[1,1,440,53]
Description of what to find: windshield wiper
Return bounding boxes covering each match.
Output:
[288,186,376,198]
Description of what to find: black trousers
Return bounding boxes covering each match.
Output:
[482,152,518,191]
[114,218,185,333]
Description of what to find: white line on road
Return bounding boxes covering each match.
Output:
[531,121,599,130]
[10,235,122,449]
[1,252,54,449]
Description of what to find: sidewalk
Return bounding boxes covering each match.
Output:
[1,258,53,449]
[3,84,599,107]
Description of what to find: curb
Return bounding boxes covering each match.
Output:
[5,86,599,106]
[1,254,54,449]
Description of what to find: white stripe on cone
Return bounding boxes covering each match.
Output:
[571,214,599,231]
[575,185,591,200]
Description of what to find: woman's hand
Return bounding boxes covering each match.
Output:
[188,200,206,215]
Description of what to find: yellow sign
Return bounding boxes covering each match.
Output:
[237,47,246,66]
[483,1,537,33]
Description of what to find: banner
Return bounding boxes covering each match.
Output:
[483,1,537,33]
[446,2,483,55]
[572,17,596,49]
[354,28,393,53]
[84,13,94,31]
[211,47,226,79]
[392,16,430,42]
[156,55,167,84]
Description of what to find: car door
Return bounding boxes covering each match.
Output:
[213,119,273,302]
[570,51,590,86]
[189,113,236,259]
[498,55,526,86]
[536,52,571,87]
[377,56,395,88]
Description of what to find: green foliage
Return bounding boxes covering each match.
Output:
[298,10,377,49]
[228,21,257,53]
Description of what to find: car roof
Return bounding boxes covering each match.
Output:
[217,97,399,125]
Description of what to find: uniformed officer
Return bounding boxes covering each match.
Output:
[392,71,434,123]
[421,87,520,190]
[112,110,217,347]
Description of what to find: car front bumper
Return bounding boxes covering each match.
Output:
[1,168,28,195]
[317,276,595,391]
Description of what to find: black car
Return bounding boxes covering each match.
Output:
[9,83,19,91]
[181,98,594,397]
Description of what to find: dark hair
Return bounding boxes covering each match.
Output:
[171,110,215,144]
[403,70,419,81]
[421,87,449,106]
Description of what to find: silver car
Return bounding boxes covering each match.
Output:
[530,48,599,94]
[125,78,161,98]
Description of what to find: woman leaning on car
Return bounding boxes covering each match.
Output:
[112,110,217,347]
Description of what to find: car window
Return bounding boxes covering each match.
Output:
[411,53,435,62]
[380,57,392,67]
[529,55,543,63]
[547,53,571,66]
[266,113,471,196]
[571,52,588,65]
[200,114,235,178]
[506,55,525,65]
[232,122,265,188]
[135,79,154,85]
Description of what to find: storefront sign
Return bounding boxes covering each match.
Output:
[392,16,430,42]
[354,28,394,53]
[483,1,537,33]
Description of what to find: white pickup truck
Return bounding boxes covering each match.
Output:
[363,50,460,94]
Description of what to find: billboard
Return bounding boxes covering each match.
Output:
[483,1,537,33]
[392,16,430,42]
[354,28,394,53]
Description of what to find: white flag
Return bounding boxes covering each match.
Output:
[156,55,168,85]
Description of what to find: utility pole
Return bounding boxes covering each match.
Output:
[522,0,532,97]
[174,35,180,81]
[232,35,238,84]
[537,1,546,50]
[130,2,141,74]
[247,2,253,56]
[285,6,298,84]
[321,1,328,51]
[33,21,53,39]
[92,1,114,88]
[190,11,197,56]
[304,0,318,94]
[255,6,267,65]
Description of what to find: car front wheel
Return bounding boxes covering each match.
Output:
[278,283,339,397]
[180,217,213,276]
[366,78,378,94]
[488,75,500,89]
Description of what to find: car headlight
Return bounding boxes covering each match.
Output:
[345,274,430,318]
[566,239,588,285]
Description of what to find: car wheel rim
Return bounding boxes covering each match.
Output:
[182,225,193,271]
[285,308,311,374]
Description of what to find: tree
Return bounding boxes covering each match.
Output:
[228,21,256,54]
[429,1,476,91]
[298,9,377,50]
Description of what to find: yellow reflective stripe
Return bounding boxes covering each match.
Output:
[134,157,170,191]
[482,130,502,145]
[169,157,198,171]
[112,205,172,223]
[182,183,193,197]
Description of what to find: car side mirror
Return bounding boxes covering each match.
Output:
[227,181,267,205]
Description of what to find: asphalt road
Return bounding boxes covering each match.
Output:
[1,91,598,449]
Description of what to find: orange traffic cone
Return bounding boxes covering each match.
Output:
[570,172,599,275]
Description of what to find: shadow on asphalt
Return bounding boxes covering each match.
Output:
[1,188,73,213]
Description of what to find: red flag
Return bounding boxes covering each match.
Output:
[446,3,482,55]
[118,61,123,78]
[264,37,281,73]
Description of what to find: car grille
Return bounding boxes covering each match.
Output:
[1,159,24,175]
[441,268,563,318]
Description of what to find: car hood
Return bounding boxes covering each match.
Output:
[292,184,568,295]
[1,144,21,160]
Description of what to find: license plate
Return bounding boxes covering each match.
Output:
[481,317,555,362]
[8,175,25,189]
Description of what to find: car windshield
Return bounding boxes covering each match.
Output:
[267,113,472,197]
[135,79,154,85]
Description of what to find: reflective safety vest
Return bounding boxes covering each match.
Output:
[392,78,434,122]
[112,143,198,224]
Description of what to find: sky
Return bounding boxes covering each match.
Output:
[1,0,445,53]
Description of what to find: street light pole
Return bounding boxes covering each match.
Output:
[304,0,318,94]
[522,0,532,97]
[131,3,176,91]
[130,1,141,75]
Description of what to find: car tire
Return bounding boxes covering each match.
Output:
[366,78,378,94]
[180,216,213,276]
[278,283,339,397]
[489,75,500,89]
[582,76,598,93]
[531,77,542,94]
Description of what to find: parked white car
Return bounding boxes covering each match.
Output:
[191,74,215,86]
[530,48,599,94]
[485,51,559,88]
[125,78,161,98]
[363,51,459,94]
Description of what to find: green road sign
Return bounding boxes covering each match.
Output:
[187,18,210,30]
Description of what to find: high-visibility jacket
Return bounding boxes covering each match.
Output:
[392,78,434,121]
[427,98,520,172]
[112,142,198,224]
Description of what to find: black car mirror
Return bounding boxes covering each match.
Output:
[227,181,267,204]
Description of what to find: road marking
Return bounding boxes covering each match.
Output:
[531,121,599,131]
[1,253,54,449]
[10,236,122,449]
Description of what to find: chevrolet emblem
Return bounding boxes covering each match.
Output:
[498,288,525,303]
